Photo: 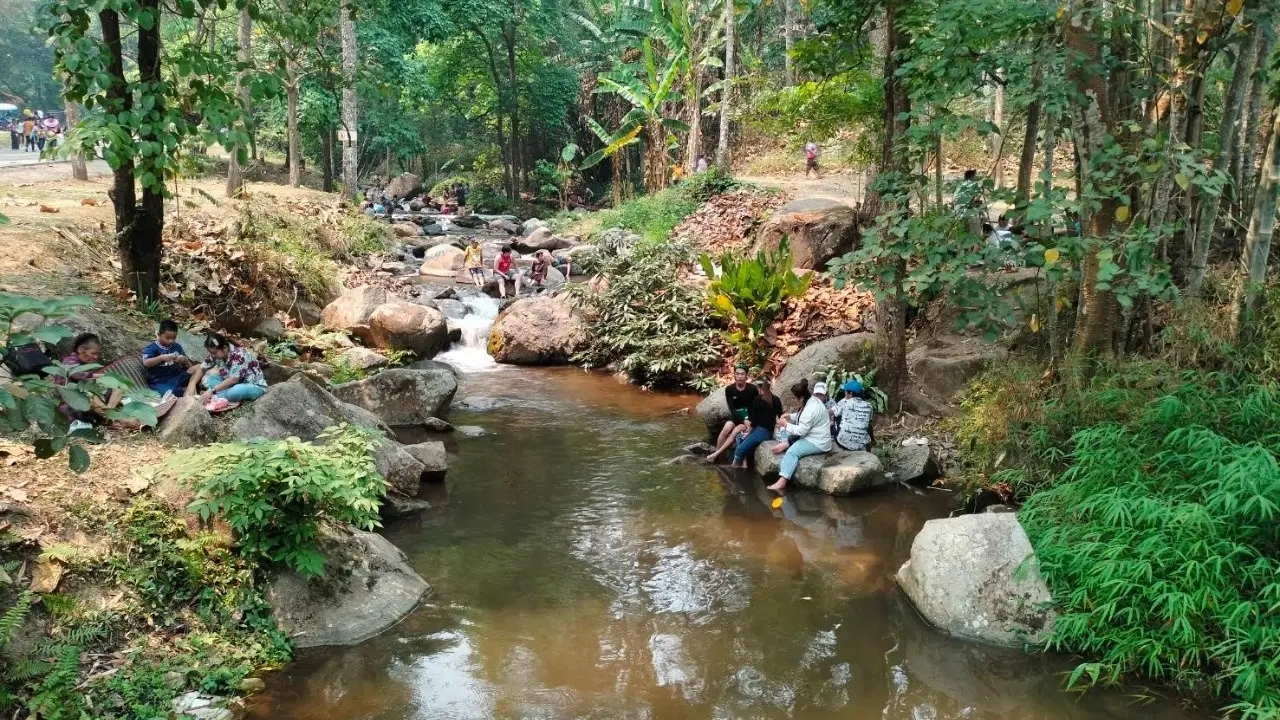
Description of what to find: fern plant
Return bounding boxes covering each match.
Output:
[163,424,386,577]
[699,237,812,366]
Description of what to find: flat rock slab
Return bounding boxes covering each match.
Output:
[753,441,887,495]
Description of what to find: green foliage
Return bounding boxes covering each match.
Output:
[1019,375,1280,717]
[0,294,157,472]
[591,186,699,243]
[327,357,367,384]
[165,424,387,577]
[567,241,720,391]
[681,166,741,202]
[337,215,393,259]
[699,238,811,365]
[818,364,888,413]
[748,72,883,156]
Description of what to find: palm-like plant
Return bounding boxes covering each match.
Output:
[649,0,724,170]
[582,39,689,194]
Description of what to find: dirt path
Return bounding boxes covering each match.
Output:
[737,171,870,207]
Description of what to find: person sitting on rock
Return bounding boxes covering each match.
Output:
[141,319,202,397]
[464,238,485,289]
[706,365,757,464]
[767,379,833,492]
[493,245,522,299]
[195,333,268,409]
[731,375,783,469]
[527,250,554,293]
[831,379,874,452]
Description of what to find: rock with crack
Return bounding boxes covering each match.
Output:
[367,301,449,358]
[157,396,217,448]
[752,441,887,495]
[896,513,1055,647]
[230,375,425,495]
[267,526,429,648]
[908,343,1007,408]
[331,367,457,427]
[336,346,391,372]
[486,295,585,365]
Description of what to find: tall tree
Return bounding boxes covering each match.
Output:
[340,0,358,198]
[715,0,734,166]
[64,101,87,182]
[1236,98,1280,325]
[226,5,253,197]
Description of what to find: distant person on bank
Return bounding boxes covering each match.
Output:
[707,365,757,464]
[767,379,833,492]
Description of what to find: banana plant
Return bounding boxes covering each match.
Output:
[699,237,811,365]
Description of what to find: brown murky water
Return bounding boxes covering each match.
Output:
[247,367,1202,720]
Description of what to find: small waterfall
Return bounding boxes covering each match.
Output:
[437,295,501,372]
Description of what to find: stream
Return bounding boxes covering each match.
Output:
[246,317,1204,719]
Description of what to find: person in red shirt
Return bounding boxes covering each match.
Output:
[492,245,522,298]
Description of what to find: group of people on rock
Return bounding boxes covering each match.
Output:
[57,319,268,430]
[463,239,571,299]
[706,366,875,492]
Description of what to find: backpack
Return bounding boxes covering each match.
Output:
[3,342,52,376]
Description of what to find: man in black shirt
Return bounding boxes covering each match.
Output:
[732,375,783,468]
[708,365,757,463]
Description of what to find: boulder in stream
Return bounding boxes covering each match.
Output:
[486,295,585,365]
[520,218,546,236]
[403,441,447,479]
[886,437,941,484]
[695,389,732,440]
[331,367,458,426]
[267,526,429,648]
[752,441,887,495]
[336,346,391,372]
[513,227,575,254]
[322,285,387,335]
[367,301,449,358]
[896,512,1056,647]
[392,223,422,238]
[387,173,421,200]
[419,244,466,277]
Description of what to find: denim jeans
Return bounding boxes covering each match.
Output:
[780,438,825,479]
[732,426,773,464]
[202,373,266,402]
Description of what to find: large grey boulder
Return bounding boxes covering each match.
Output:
[695,388,732,440]
[418,244,465,277]
[331,367,458,426]
[231,375,425,495]
[887,438,941,484]
[513,228,576,254]
[386,173,421,200]
[157,396,217,448]
[774,333,876,407]
[486,295,585,365]
[336,346,390,372]
[896,513,1056,647]
[321,285,387,334]
[754,197,862,270]
[753,441,887,495]
[267,526,429,648]
[367,301,449,358]
[519,218,546,236]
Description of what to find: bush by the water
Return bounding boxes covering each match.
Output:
[591,187,700,244]
[1019,376,1280,717]
[163,424,386,577]
[567,241,720,391]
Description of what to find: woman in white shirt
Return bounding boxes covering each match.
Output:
[766,379,833,491]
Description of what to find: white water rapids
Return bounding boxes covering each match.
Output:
[436,295,501,373]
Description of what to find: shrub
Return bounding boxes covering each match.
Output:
[162,424,387,577]
[566,242,721,391]
[591,186,699,244]
[700,238,811,365]
[1019,376,1280,717]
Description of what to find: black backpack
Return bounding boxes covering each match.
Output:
[3,343,53,376]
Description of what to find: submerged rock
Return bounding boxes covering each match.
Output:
[896,513,1055,647]
[752,441,887,495]
[455,425,487,438]
[754,197,862,270]
[331,367,458,427]
[486,295,585,365]
[267,526,429,648]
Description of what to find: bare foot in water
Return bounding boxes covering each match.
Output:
[767,478,788,492]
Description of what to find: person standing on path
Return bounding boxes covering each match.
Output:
[706,365,757,464]
[731,375,783,468]
[22,117,36,152]
[804,142,820,177]
[767,379,833,492]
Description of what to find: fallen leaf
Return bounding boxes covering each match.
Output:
[771,497,783,509]
[39,204,59,214]
[29,560,63,594]
[80,197,99,206]
[6,488,28,503]
[124,476,150,495]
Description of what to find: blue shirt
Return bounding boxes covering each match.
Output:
[141,341,187,389]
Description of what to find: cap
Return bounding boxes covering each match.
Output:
[812,382,828,395]
[754,374,772,386]
[842,379,864,393]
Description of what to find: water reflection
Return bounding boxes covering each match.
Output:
[247,368,1202,720]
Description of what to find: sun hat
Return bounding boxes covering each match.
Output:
[842,379,864,393]
[812,382,828,395]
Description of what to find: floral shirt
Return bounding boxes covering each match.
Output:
[202,346,266,388]
[832,397,874,451]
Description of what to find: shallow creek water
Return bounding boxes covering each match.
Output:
[247,366,1202,720]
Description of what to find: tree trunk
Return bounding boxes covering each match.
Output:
[990,72,1005,189]
[685,71,702,171]
[65,102,88,181]
[322,127,335,192]
[645,120,667,194]
[286,78,301,187]
[1188,15,1258,296]
[1236,100,1280,326]
[495,115,513,200]
[504,22,522,191]
[716,0,735,167]
[873,0,910,411]
[783,0,795,86]
[225,5,251,197]
[339,0,358,199]
[1239,16,1275,220]
[1015,63,1043,208]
